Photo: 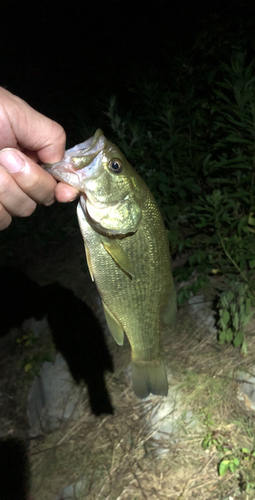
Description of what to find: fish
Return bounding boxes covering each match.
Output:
[45,129,177,398]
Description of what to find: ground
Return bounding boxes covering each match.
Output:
[1,202,255,499]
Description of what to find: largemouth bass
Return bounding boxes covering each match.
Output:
[45,129,176,398]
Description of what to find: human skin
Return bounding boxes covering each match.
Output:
[0,87,79,230]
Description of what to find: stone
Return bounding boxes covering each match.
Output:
[55,477,87,500]
[237,368,255,411]
[27,353,85,436]
[188,294,217,334]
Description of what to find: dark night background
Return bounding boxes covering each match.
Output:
[1,0,255,498]
[1,0,252,134]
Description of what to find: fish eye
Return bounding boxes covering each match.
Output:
[108,159,123,173]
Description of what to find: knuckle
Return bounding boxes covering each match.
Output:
[44,197,55,207]
[51,121,66,144]
[19,166,41,192]
[24,169,41,192]
[0,169,12,194]
[0,204,12,230]
[19,200,37,217]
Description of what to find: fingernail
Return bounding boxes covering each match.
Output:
[0,149,24,173]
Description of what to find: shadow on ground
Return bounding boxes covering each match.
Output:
[0,438,29,500]
[0,267,114,499]
[0,267,114,416]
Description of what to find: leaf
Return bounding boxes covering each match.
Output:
[219,331,227,343]
[202,436,211,450]
[222,309,230,325]
[243,310,255,327]
[226,328,234,342]
[214,90,232,104]
[159,182,169,193]
[219,460,230,476]
[245,297,251,314]
[24,362,32,373]
[248,212,255,226]
[211,268,219,274]
[229,461,238,472]
[241,448,250,454]
[233,330,244,347]
[233,312,239,331]
[226,292,234,302]
[241,340,248,356]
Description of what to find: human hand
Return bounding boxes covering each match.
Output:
[0,87,79,230]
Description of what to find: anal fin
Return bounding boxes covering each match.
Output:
[102,300,124,346]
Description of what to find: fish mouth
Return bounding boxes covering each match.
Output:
[44,129,106,187]
[64,129,105,169]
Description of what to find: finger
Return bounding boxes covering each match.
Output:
[0,166,36,218]
[0,202,12,230]
[0,148,57,206]
[54,182,79,203]
[0,87,66,163]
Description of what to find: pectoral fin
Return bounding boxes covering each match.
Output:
[102,239,134,279]
[102,300,124,346]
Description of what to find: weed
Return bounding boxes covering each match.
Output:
[202,414,255,493]
[17,333,52,377]
[106,48,255,350]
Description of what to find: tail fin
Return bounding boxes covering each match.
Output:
[131,359,168,399]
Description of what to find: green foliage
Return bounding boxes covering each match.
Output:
[17,333,52,377]
[17,333,38,348]
[217,282,255,353]
[202,414,230,454]
[219,457,240,476]
[202,431,229,454]
[218,448,255,493]
[202,417,255,492]
[106,46,255,348]
[22,352,52,377]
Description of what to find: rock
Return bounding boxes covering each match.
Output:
[55,477,87,500]
[27,353,85,436]
[144,378,198,456]
[188,294,217,334]
[237,368,255,411]
[22,316,49,338]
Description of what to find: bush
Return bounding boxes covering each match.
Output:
[106,48,255,351]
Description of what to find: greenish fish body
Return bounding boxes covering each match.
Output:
[46,129,176,398]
